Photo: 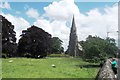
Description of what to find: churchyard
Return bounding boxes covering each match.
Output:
[2,57,99,78]
[1,1,119,79]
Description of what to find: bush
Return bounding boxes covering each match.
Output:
[24,53,32,58]
[84,58,100,63]
[47,53,69,57]
[2,54,7,58]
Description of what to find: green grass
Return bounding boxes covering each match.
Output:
[2,57,100,78]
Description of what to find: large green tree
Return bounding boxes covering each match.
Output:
[51,37,64,53]
[79,35,117,62]
[18,25,52,58]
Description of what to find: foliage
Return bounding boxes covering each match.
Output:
[47,54,69,57]
[17,25,52,58]
[1,15,17,57]
[118,49,120,58]
[79,35,117,62]
[2,53,7,58]
[2,58,99,78]
[51,37,64,53]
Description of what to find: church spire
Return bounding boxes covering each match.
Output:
[68,15,78,57]
[71,15,76,33]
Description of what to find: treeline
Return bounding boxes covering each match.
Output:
[79,35,118,62]
[1,15,118,60]
[1,15,64,58]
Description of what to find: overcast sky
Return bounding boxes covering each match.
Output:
[0,0,118,50]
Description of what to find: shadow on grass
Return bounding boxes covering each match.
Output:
[76,64,100,68]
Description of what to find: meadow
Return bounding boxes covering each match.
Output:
[2,57,100,78]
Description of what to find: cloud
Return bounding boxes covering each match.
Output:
[1,0,118,51]
[35,0,118,50]
[0,12,30,43]
[44,0,80,21]
[34,19,70,50]
[0,2,11,9]
[34,18,53,34]
[77,5,118,41]
[26,8,40,19]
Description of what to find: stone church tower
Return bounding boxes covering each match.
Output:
[67,16,82,57]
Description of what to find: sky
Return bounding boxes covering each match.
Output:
[0,0,118,50]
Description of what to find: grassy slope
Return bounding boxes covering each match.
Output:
[2,57,99,78]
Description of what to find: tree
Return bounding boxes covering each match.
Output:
[1,15,17,57]
[79,35,117,62]
[51,37,64,53]
[17,25,52,58]
[105,37,117,57]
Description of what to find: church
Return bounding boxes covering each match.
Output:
[66,16,83,57]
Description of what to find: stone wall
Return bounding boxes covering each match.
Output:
[96,59,114,80]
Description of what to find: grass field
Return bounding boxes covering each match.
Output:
[2,57,100,78]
